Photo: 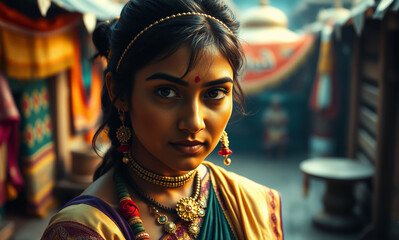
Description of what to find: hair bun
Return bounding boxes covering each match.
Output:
[92,21,113,59]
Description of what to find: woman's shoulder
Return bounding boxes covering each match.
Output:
[41,195,127,240]
[41,168,131,240]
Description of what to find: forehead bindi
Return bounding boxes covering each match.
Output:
[195,76,201,83]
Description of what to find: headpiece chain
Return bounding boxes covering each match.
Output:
[116,12,234,72]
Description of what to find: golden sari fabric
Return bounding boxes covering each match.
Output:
[204,161,283,239]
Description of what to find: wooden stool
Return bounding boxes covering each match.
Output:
[300,158,373,231]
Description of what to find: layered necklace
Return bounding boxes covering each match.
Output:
[115,152,206,239]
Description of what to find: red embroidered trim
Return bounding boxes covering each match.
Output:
[268,190,279,238]
[42,221,105,240]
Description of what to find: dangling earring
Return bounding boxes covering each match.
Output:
[116,109,132,164]
[218,131,232,165]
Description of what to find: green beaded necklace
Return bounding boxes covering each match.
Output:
[114,172,150,240]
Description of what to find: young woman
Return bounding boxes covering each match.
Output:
[42,0,283,239]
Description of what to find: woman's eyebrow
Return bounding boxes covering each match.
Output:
[203,77,233,87]
[146,73,189,86]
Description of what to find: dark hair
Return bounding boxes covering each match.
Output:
[92,0,245,180]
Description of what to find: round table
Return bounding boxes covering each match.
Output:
[300,157,374,231]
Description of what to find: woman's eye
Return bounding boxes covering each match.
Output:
[156,87,178,98]
[206,89,228,100]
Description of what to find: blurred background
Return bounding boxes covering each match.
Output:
[0,0,398,239]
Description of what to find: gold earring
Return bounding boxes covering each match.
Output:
[218,131,232,165]
[116,109,132,164]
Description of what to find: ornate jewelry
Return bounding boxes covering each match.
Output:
[116,12,234,72]
[152,207,177,238]
[124,167,206,239]
[116,109,132,164]
[127,152,196,188]
[114,172,150,239]
[152,173,205,239]
[218,130,232,165]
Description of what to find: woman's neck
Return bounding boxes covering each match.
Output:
[126,164,200,210]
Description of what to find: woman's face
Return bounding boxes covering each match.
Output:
[129,45,233,175]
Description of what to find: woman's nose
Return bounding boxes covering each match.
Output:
[177,100,205,134]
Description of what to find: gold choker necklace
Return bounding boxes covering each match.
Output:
[127,152,197,188]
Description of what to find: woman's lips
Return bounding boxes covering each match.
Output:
[169,140,204,154]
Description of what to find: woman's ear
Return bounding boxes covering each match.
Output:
[105,72,128,111]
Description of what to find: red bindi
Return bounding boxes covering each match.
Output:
[195,76,201,83]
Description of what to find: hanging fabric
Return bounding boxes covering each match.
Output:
[240,34,315,94]
[0,71,24,206]
[9,77,57,217]
[308,23,339,119]
[70,28,102,134]
[0,1,80,80]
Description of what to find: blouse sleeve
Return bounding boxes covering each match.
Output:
[41,202,126,240]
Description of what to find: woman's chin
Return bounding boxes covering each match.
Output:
[168,156,205,174]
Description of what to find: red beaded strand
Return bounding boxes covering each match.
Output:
[114,173,150,239]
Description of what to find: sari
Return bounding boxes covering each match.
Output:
[42,161,283,239]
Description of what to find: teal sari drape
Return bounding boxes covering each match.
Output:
[197,179,235,240]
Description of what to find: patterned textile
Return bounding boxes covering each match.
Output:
[42,162,283,239]
[11,78,56,217]
[0,1,80,80]
[0,72,24,206]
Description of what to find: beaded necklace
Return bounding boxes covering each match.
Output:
[125,170,201,213]
[127,152,196,188]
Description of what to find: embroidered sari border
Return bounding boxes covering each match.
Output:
[42,220,105,240]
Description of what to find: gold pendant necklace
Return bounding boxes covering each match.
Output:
[124,152,206,238]
[150,172,206,239]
